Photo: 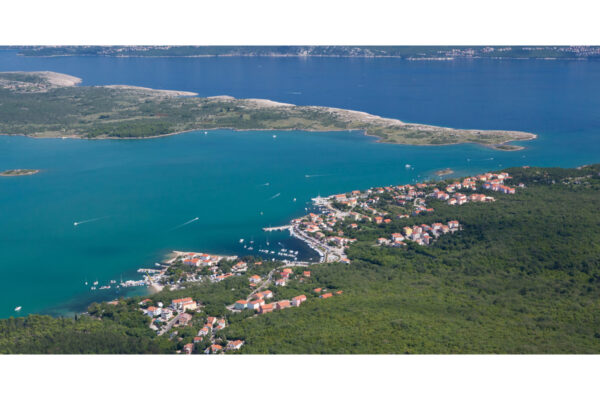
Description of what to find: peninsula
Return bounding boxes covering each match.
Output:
[0,71,536,150]
[0,169,40,177]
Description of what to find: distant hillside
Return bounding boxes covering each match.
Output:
[12,45,600,59]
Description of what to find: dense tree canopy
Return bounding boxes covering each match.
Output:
[1,165,599,353]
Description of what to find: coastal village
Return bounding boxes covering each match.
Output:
[97,170,521,354]
[288,171,518,254]
[135,263,343,354]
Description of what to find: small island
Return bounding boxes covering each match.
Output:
[0,169,40,177]
[0,71,537,150]
[435,168,454,177]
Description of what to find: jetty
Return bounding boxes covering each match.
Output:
[262,225,291,232]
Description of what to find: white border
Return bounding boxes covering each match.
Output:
[1,0,599,45]
[1,355,599,398]
[1,0,599,398]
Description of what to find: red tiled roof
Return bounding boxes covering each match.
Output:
[172,297,193,304]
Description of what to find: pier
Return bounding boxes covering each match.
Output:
[262,225,292,232]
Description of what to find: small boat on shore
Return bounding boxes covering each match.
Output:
[14,306,22,312]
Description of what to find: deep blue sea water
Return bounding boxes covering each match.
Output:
[0,50,599,318]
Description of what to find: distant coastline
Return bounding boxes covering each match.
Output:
[12,45,600,60]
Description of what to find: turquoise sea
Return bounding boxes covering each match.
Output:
[0,50,599,318]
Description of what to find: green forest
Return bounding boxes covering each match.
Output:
[1,165,599,353]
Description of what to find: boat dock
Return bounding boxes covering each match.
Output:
[262,225,291,232]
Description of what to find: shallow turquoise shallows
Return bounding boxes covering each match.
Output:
[0,50,599,317]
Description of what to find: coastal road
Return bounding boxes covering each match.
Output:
[291,225,345,263]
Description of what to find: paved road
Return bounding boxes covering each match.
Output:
[157,316,178,336]
[247,267,279,300]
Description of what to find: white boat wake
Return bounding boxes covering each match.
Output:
[73,216,109,226]
[305,174,331,179]
[268,193,281,200]
[169,217,199,231]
